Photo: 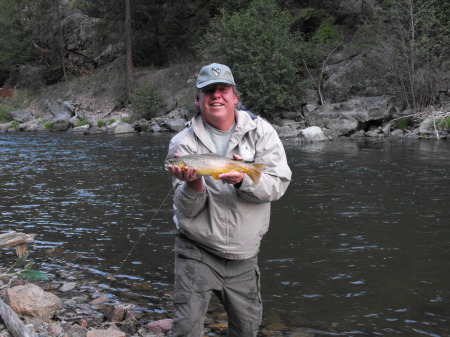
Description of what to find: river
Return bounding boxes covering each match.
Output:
[1,132,449,336]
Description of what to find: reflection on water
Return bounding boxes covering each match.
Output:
[1,133,449,336]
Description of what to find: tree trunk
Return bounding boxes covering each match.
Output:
[125,0,133,103]
[0,299,37,337]
[55,0,66,82]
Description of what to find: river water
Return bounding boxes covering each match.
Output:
[1,132,449,336]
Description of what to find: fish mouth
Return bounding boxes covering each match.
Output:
[164,161,172,170]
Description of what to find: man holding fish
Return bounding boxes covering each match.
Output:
[165,63,291,336]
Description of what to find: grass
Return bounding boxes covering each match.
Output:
[97,120,106,127]
[0,103,14,123]
[394,117,411,130]
[436,117,450,128]
[97,119,116,127]
[75,120,89,127]
[120,117,132,124]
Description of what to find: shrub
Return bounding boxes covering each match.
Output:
[196,0,303,117]
[0,103,14,123]
[395,117,411,130]
[435,117,450,128]
[130,82,163,120]
[97,120,106,127]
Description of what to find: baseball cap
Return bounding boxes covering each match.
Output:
[196,63,236,88]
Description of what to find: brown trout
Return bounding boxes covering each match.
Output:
[165,153,265,184]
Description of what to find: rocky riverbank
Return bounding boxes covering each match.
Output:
[1,58,449,141]
[1,273,323,337]
[1,95,449,142]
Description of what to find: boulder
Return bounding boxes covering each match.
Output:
[276,125,298,138]
[60,13,99,71]
[113,122,136,134]
[5,283,62,324]
[298,126,330,142]
[303,96,394,137]
[164,119,187,132]
[51,112,72,131]
[274,120,303,138]
[390,129,404,137]
[151,124,162,132]
[67,124,91,133]
[148,319,172,334]
[419,117,435,135]
[0,122,13,132]
[48,100,75,118]
[10,110,33,123]
[64,324,89,337]
[104,305,125,322]
[59,282,77,292]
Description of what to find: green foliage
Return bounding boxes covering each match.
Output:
[75,120,89,127]
[1,252,49,281]
[11,121,19,128]
[0,103,14,122]
[394,117,412,130]
[43,121,52,129]
[312,25,340,43]
[130,82,163,120]
[291,7,336,37]
[434,117,450,128]
[196,0,303,116]
[120,117,132,124]
[97,120,106,127]
[69,0,91,13]
[0,0,64,85]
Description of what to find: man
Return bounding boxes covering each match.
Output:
[165,63,291,336]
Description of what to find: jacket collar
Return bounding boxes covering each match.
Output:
[191,110,257,153]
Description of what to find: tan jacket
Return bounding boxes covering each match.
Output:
[166,110,292,259]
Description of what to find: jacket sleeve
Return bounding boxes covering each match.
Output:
[166,130,208,218]
[236,121,292,203]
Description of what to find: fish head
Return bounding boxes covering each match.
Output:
[164,158,186,171]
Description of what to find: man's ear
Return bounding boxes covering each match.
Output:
[194,100,200,107]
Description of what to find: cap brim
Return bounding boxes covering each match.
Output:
[196,79,236,89]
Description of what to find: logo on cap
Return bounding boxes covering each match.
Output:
[212,67,221,77]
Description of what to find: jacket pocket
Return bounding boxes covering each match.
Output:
[175,234,204,261]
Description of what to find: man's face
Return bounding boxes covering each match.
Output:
[195,83,238,128]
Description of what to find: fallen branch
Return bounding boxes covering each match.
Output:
[431,111,440,139]
[0,232,34,257]
[0,232,34,249]
[0,298,37,337]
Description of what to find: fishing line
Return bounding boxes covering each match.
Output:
[106,184,174,287]
[83,184,174,324]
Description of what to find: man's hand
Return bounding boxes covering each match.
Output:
[219,154,245,185]
[167,153,205,192]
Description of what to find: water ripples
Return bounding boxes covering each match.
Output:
[2,134,450,336]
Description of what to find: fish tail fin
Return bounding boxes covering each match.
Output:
[247,163,265,184]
